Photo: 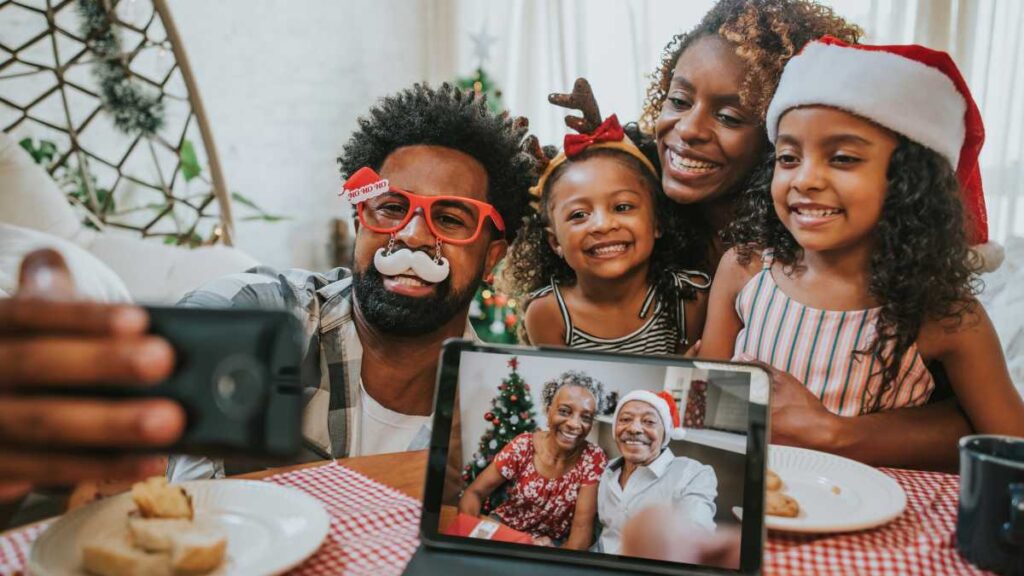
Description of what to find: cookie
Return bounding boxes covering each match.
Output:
[766,490,800,518]
[766,469,782,492]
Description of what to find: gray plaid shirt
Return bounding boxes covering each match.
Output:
[166,265,473,480]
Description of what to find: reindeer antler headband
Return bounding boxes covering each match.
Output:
[528,78,658,203]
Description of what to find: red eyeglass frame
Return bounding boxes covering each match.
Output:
[356,186,506,245]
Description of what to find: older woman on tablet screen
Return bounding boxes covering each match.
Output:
[597,390,718,554]
[458,371,608,549]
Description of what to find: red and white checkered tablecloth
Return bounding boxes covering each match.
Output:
[0,465,997,576]
[765,468,993,576]
[262,462,421,576]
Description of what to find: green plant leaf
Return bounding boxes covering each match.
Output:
[180,140,201,181]
[230,191,259,210]
[241,214,288,222]
[19,138,58,165]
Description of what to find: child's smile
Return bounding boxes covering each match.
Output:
[583,240,633,259]
[771,106,898,256]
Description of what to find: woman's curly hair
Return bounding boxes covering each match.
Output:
[541,370,606,413]
[499,127,706,343]
[639,0,863,132]
[726,139,982,412]
[337,82,537,243]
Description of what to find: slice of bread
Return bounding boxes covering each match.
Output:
[128,515,194,552]
[131,477,193,519]
[170,528,228,573]
[82,536,172,576]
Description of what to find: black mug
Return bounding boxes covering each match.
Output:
[957,435,1024,575]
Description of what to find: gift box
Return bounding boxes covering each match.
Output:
[443,513,534,545]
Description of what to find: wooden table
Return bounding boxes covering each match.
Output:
[237,450,430,500]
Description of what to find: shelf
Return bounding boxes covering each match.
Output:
[678,427,747,454]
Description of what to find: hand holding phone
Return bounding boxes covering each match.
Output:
[0,250,182,499]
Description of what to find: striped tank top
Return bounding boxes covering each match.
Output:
[734,252,934,416]
[530,270,710,356]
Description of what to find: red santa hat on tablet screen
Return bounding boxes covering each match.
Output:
[612,390,685,448]
[766,35,1003,272]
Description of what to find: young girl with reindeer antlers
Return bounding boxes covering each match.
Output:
[502,80,709,355]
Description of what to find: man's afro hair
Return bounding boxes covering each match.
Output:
[337,82,536,243]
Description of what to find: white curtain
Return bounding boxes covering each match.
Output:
[441,0,1024,242]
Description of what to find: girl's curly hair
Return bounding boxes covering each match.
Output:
[726,139,982,412]
[498,127,706,343]
[541,370,606,413]
[640,0,863,132]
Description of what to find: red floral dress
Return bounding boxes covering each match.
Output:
[492,432,607,540]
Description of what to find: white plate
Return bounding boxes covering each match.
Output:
[733,445,907,533]
[29,479,329,576]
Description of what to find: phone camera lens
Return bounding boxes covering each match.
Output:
[212,355,266,419]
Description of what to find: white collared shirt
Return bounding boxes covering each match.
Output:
[597,447,718,555]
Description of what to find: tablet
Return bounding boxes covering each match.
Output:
[418,340,769,575]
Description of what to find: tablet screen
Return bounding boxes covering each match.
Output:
[424,343,768,575]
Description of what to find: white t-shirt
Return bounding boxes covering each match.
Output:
[352,380,433,457]
[168,380,434,482]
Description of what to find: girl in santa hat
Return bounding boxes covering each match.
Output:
[700,36,1024,466]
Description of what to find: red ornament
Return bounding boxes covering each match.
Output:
[494,294,508,307]
[484,411,494,422]
[510,395,518,402]
[485,273,495,284]
[520,411,529,420]
[524,383,530,391]
[483,296,495,307]
[505,312,517,327]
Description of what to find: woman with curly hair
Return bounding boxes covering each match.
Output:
[459,371,608,549]
[701,37,1024,467]
[641,0,862,270]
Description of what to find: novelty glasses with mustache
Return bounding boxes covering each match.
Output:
[343,167,505,245]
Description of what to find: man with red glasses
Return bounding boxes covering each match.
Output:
[0,83,535,506]
[162,83,535,480]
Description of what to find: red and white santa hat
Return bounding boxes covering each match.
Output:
[766,35,1003,272]
[612,390,686,447]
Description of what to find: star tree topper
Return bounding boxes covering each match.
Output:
[471,22,497,66]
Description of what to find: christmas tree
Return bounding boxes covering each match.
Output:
[455,66,503,114]
[456,26,520,343]
[461,357,537,513]
[468,272,518,344]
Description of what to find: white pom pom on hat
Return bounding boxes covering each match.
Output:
[766,35,1002,272]
[612,390,686,448]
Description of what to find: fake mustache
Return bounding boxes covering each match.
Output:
[373,247,450,284]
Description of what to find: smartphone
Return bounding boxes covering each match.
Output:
[130,306,305,460]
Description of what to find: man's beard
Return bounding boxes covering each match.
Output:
[352,262,480,336]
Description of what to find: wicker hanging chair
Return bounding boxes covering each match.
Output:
[0,0,235,246]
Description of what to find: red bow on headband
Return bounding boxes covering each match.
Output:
[564,114,624,157]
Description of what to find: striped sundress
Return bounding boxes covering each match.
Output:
[529,270,710,356]
[734,252,934,416]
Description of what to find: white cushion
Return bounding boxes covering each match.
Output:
[0,223,131,303]
[978,235,1024,398]
[89,234,259,304]
[0,132,84,240]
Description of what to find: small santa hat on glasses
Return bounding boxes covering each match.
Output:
[766,35,1003,272]
[612,390,686,448]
